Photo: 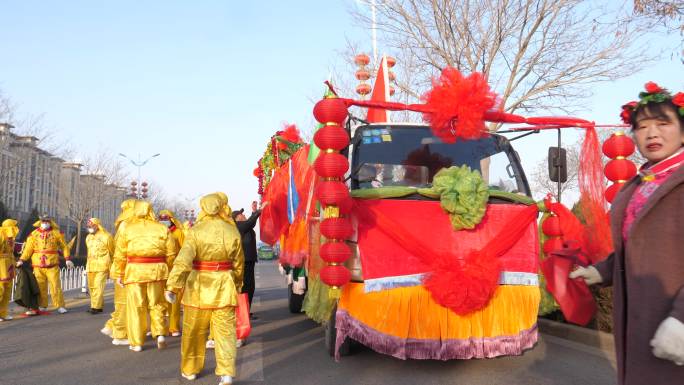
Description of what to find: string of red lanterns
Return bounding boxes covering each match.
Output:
[541,214,564,254]
[602,131,637,203]
[312,95,353,293]
[355,53,371,98]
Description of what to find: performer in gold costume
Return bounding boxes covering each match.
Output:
[17,215,72,314]
[159,209,185,336]
[85,218,114,314]
[102,199,136,345]
[111,201,178,352]
[0,219,19,321]
[166,193,244,384]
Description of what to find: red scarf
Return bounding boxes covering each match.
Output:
[639,147,684,182]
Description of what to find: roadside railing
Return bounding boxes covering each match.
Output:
[9,266,112,303]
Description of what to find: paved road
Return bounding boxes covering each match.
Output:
[0,261,617,385]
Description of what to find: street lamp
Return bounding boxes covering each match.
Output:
[119,153,160,185]
[119,153,161,199]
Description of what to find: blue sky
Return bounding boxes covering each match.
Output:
[1,1,681,211]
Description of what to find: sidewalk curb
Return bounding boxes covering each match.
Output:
[538,318,615,355]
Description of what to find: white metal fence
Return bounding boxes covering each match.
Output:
[10,266,90,303]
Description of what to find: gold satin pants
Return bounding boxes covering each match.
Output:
[0,281,11,318]
[181,306,236,377]
[34,266,65,308]
[87,271,108,310]
[125,281,167,347]
[105,283,127,339]
[168,289,183,333]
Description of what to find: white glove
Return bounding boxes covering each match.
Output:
[65,260,75,269]
[15,260,24,268]
[568,266,602,285]
[278,264,286,275]
[293,277,306,295]
[164,291,177,304]
[651,317,684,365]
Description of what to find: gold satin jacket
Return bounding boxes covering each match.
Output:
[86,228,114,273]
[111,202,178,284]
[0,220,18,281]
[20,224,70,267]
[167,198,244,309]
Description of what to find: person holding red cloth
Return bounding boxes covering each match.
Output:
[571,83,684,385]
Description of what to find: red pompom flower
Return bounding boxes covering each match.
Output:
[422,68,496,143]
[644,81,663,94]
[620,101,637,124]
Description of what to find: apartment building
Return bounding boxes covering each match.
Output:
[0,123,124,236]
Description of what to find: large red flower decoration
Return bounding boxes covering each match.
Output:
[673,92,684,108]
[620,101,637,124]
[645,81,663,94]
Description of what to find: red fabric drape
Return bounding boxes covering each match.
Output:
[353,199,539,315]
[541,247,597,326]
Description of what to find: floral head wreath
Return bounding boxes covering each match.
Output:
[621,82,684,124]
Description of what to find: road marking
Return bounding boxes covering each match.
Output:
[236,337,264,382]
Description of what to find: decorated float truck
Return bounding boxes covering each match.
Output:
[257,69,616,361]
[259,121,544,361]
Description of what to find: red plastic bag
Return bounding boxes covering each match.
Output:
[236,293,251,340]
[541,246,596,326]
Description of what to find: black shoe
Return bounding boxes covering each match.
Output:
[88,308,102,314]
[249,313,258,320]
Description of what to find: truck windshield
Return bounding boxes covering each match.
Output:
[351,125,528,194]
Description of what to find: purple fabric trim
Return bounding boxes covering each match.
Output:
[334,309,538,361]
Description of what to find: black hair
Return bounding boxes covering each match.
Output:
[631,100,684,132]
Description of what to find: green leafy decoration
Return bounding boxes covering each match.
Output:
[427,165,489,231]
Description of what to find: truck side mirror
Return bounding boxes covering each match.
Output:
[548,147,567,183]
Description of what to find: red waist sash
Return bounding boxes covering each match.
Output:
[32,263,58,268]
[192,261,232,271]
[127,256,166,264]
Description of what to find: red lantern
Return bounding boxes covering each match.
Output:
[543,238,565,254]
[314,152,349,178]
[605,158,637,182]
[602,132,635,159]
[388,71,396,81]
[336,195,354,214]
[356,83,372,96]
[321,217,353,239]
[316,181,349,206]
[354,53,370,66]
[355,70,370,81]
[389,86,396,96]
[313,124,349,151]
[313,97,348,125]
[320,264,351,287]
[605,182,624,203]
[386,56,396,68]
[320,241,352,264]
[541,215,562,237]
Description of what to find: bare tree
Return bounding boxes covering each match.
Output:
[60,150,127,257]
[634,0,684,30]
[350,1,654,118]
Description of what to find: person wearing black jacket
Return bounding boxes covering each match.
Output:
[232,201,266,317]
